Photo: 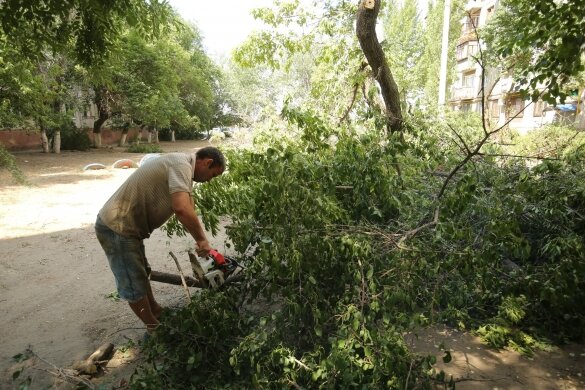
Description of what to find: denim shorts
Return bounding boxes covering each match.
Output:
[95,216,151,302]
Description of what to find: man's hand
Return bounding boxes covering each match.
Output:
[196,239,212,257]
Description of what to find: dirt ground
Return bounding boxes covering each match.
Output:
[1,140,584,389]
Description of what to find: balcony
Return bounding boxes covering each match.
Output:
[452,86,477,100]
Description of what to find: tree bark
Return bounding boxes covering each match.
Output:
[150,270,244,288]
[93,87,110,148]
[119,122,130,146]
[40,127,50,153]
[53,130,61,154]
[171,130,176,142]
[356,0,403,133]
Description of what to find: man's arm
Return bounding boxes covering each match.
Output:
[171,191,212,257]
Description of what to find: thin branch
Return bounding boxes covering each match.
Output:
[27,348,96,389]
[169,251,192,302]
[397,208,440,247]
[477,152,585,162]
[338,82,360,125]
[447,123,472,155]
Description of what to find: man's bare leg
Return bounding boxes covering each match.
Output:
[129,296,159,332]
[145,282,163,319]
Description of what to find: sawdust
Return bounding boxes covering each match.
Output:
[0,140,584,389]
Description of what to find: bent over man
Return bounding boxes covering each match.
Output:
[95,146,225,332]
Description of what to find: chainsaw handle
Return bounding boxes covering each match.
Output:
[209,249,227,267]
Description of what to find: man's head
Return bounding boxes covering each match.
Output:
[193,146,225,182]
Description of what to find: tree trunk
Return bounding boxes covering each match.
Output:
[119,122,130,146]
[356,0,403,133]
[154,128,159,143]
[40,127,49,153]
[94,132,102,147]
[171,130,176,142]
[147,130,152,143]
[93,87,110,148]
[53,130,61,154]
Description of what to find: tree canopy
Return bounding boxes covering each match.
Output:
[484,0,585,102]
[0,0,174,66]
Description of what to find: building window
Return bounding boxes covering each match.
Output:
[467,41,479,58]
[457,44,465,61]
[462,71,475,88]
[463,12,480,33]
[457,41,479,61]
[533,100,547,117]
[508,96,525,118]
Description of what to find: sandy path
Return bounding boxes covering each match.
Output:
[0,141,228,388]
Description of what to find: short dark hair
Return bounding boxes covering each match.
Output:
[196,146,225,169]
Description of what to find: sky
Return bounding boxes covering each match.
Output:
[167,0,432,59]
[167,0,274,58]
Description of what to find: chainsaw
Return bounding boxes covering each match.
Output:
[190,249,242,289]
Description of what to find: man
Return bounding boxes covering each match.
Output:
[95,146,225,332]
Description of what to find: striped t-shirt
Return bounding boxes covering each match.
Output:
[98,153,195,239]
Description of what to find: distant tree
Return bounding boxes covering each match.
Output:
[0,40,79,153]
[484,0,585,103]
[0,0,174,66]
[414,0,462,111]
[382,0,425,110]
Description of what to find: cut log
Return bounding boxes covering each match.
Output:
[72,342,114,375]
[150,270,203,288]
[150,270,245,289]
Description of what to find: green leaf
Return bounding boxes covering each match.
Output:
[442,351,452,363]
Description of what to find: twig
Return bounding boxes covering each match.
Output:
[404,358,414,390]
[169,251,192,302]
[27,348,95,389]
[447,123,472,155]
[397,208,440,247]
[292,357,310,370]
[339,83,360,125]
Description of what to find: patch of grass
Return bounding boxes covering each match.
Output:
[0,144,27,184]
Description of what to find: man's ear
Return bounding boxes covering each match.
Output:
[205,158,213,168]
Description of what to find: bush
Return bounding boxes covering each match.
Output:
[0,143,26,184]
[59,125,91,151]
[47,119,92,151]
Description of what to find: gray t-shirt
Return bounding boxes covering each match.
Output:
[98,153,195,239]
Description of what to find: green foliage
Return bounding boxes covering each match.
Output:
[125,143,163,153]
[147,109,585,387]
[50,118,92,151]
[0,0,175,67]
[483,0,585,102]
[0,144,26,184]
[510,124,585,159]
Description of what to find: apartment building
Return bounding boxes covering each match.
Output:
[449,0,583,133]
